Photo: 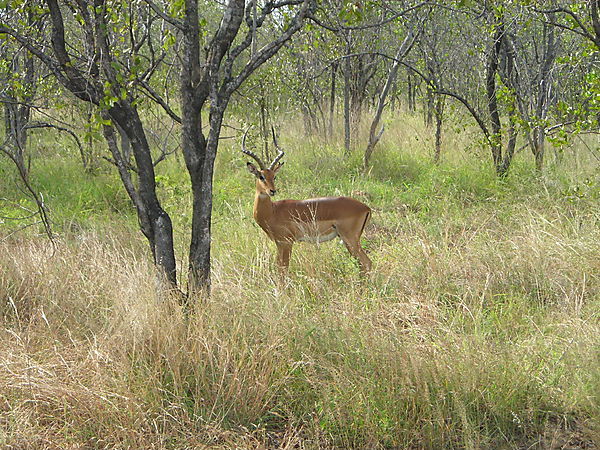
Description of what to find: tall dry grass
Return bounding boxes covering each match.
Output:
[1,198,598,449]
[1,112,599,448]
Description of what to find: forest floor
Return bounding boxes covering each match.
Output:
[1,113,599,449]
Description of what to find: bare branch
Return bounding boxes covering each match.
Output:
[225,0,314,96]
[137,79,182,123]
[24,122,86,167]
[309,1,430,32]
[0,140,55,246]
[141,0,184,30]
[534,5,599,47]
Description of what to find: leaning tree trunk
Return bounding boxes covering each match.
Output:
[110,104,178,287]
[363,29,417,170]
[44,0,179,289]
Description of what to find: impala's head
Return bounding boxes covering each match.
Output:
[241,126,284,197]
[246,163,282,196]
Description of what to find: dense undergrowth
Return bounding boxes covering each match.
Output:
[1,112,599,449]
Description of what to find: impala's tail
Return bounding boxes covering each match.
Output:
[359,210,371,237]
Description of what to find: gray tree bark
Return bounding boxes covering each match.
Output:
[364,29,418,170]
[180,0,315,297]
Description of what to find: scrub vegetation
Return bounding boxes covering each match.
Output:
[1,114,599,449]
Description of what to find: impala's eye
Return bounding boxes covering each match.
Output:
[259,175,265,181]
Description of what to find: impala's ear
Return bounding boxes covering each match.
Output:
[247,162,261,177]
[273,162,284,173]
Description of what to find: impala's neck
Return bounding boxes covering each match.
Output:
[253,189,274,227]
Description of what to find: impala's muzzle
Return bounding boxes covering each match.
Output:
[269,189,277,196]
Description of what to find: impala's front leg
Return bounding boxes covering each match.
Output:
[275,241,292,278]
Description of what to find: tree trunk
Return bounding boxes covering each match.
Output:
[344,55,351,154]
[364,29,417,170]
[498,116,517,177]
[110,104,178,287]
[329,62,337,139]
[531,16,557,172]
[302,103,314,135]
[496,19,518,177]
[407,72,416,112]
[486,21,504,174]
[180,86,209,297]
[424,85,434,128]
[433,96,445,163]
[187,103,226,297]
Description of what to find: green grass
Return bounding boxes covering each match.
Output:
[0,111,599,449]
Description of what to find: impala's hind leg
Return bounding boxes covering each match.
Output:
[341,238,372,274]
[337,213,372,274]
[275,241,293,280]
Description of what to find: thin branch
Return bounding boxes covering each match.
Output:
[309,1,430,32]
[534,6,598,45]
[577,135,600,163]
[137,79,182,123]
[24,122,86,167]
[0,140,55,246]
[0,220,44,243]
[333,50,493,145]
[538,18,595,42]
[147,122,178,167]
[141,0,184,30]
[545,121,577,134]
[225,0,314,96]
[0,198,38,221]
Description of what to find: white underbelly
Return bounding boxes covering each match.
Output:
[297,228,338,243]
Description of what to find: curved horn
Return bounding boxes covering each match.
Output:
[241,127,266,170]
[269,126,285,170]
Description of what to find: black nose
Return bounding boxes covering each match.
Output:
[270,189,276,196]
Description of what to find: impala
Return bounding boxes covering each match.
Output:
[242,128,372,275]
